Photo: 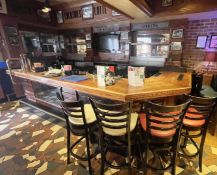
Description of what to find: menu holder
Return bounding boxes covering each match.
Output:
[128,66,145,87]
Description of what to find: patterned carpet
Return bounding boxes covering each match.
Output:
[1,102,217,175]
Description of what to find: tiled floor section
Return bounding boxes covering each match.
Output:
[1,102,217,175]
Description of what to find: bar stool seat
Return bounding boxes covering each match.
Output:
[69,104,96,125]
[140,113,176,138]
[102,113,138,136]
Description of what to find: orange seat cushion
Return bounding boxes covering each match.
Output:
[183,107,205,127]
[139,113,177,138]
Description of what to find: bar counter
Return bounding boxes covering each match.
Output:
[12,70,191,102]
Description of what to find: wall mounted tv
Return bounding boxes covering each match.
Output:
[92,33,120,53]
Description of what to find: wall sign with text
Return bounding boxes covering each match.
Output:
[131,22,169,31]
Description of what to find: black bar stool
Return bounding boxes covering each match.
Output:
[179,95,216,172]
[139,99,191,175]
[57,89,98,175]
[90,98,138,175]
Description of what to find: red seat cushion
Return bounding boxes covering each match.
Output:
[183,107,205,127]
[139,113,177,138]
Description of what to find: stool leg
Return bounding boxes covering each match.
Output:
[85,134,93,175]
[67,126,71,164]
[171,148,178,175]
[128,145,132,175]
[144,145,148,175]
[99,133,105,175]
[212,108,217,136]
[199,128,207,172]
[181,130,188,148]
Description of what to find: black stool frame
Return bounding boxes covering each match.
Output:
[180,95,216,172]
[139,100,191,175]
[90,98,134,175]
[57,89,97,175]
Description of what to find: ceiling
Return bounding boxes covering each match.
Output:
[35,0,217,23]
[37,0,96,7]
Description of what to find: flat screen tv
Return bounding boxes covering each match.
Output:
[92,34,120,52]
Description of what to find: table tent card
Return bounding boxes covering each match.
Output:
[97,65,116,87]
[97,65,108,87]
[128,66,145,87]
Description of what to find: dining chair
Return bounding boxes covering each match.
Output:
[57,88,98,175]
[179,95,216,172]
[90,98,138,175]
[139,99,191,175]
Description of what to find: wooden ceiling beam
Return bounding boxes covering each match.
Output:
[129,0,153,17]
[51,0,96,10]
[95,0,134,19]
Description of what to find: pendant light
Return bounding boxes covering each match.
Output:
[42,0,51,13]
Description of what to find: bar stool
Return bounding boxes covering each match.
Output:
[179,95,216,172]
[90,98,138,175]
[199,75,217,135]
[57,89,98,175]
[139,100,191,175]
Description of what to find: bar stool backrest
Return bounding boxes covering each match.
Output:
[56,91,87,127]
[89,98,132,133]
[57,87,79,102]
[185,95,216,125]
[144,100,191,142]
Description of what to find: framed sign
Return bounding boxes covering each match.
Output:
[112,10,120,16]
[82,4,94,20]
[56,11,64,24]
[0,0,7,14]
[196,35,208,49]
[172,29,183,39]
[210,35,217,48]
[4,26,19,46]
[8,36,19,46]
[86,42,91,49]
[85,33,91,41]
[162,0,173,7]
[131,22,169,31]
[171,42,182,51]
[4,26,18,36]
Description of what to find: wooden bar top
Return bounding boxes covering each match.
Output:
[12,70,191,102]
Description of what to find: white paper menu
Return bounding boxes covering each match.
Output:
[128,66,145,87]
[97,66,107,87]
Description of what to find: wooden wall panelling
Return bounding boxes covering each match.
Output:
[95,0,134,19]
[7,0,55,26]
[57,3,130,29]
[168,19,188,67]
[0,14,26,98]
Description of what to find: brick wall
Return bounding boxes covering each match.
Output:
[183,18,217,73]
